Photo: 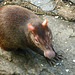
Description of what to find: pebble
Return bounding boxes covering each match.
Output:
[4,2,6,5]
[55,16,59,19]
[65,69,69,72]
[41,64,44,66]
[73,60,75,63]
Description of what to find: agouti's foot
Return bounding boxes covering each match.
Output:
[45,53,63,66]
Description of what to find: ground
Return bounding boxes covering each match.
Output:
[0,0,75,75]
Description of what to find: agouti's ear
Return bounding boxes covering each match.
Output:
[42,18,47,27]
[28,23,35,31]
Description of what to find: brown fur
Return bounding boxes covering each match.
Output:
[0,5,55,59]
[0,5,42,51]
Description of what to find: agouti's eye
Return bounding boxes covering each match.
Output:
[35,38,39,43]
[35,38,40,46]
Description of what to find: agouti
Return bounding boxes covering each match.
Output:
[0,5,55,59]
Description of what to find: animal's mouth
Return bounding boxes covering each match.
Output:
[44,49,55,59]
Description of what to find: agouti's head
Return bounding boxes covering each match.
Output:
[28,18,55,59]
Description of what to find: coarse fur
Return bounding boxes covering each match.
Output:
[0,5,55,59]
[0,5,40,50]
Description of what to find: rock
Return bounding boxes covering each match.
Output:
[70,0,75,3]
[57,1,75,21]
[0,0,75,75]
